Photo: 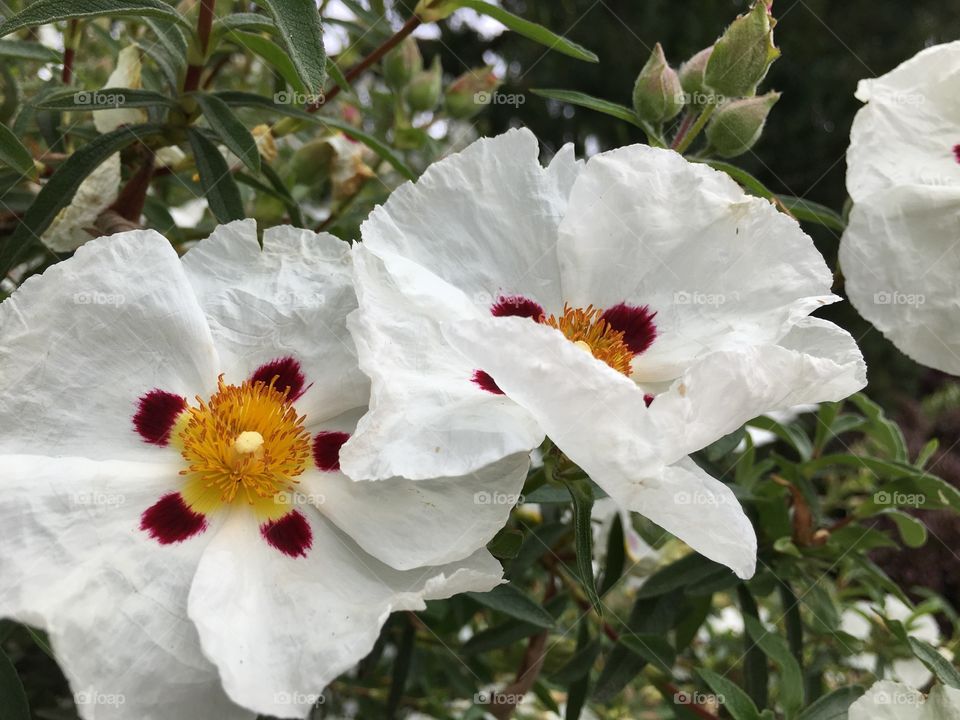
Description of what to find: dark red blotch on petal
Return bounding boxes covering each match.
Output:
[954,144,960,164]
[133,390,187,446]
[261,510,313,558]
[313,431,350,472]
[472,369,505,395]
[643,394,655,407]
[491,295,544,320]
[251,356,307,400]
[140,493,207,545]
[601,303,658,355]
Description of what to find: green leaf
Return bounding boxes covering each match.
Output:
[698,668,762,720]
[192,93,261,173]
[882,509,928,548]
[849,393,909,461]
[487,528,523,560]
[326,57,353,96]
[258,162,305,227]
[254,0,326,94]
[228,32,307,94]
[564,624,593,720]
[142,18,187,89]
[214,91,416,180]
[566,479,602,614]
[797,686,865,720]
[908,637,960,688]
[0,122,35,179]
[34,87,177,111]
[619,634,676,674]
[213,12,276,37]
[0,124,165,274]
[747,415,813,460]
[743,616,804,718]
[463,594,568,654]
[467,584,555,628]
[599,512,625,596]
[386,617,415,718]
[187,127,244,223]
[0,644,29,720]
[776,195,846,232]
[451,0,597,62]
[0,0,190,36]
[531,89,639,126]
[0,39,60,61]
[636,553,733,599]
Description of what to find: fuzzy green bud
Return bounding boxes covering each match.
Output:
[444,67,501,119]
[406,56,443,112]
[632,43,685,123]
[704,2,779,98]
[679,46,714,105]
[705,91,780,157]
[415,0,458,22]
[290,138,334,185]
[383,37,422,90]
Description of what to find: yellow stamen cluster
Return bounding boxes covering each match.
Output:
[178,376,311,518]
[542,304,634,376]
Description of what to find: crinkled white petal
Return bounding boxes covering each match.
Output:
[340,244,543,481]
[41,153,120,252]
[181,220,369,423]
[305,451,528,570]
[0,455,247,720]
[840,185,960,375]
[848,41,960,200]
[557,144,836,382]
[188,509,502,718]
[442,315,756,578]
[360,127,568,312]
[0,230,219,460]
[94,45,149,134]
[850,681,960,720]
[649,317,866,463]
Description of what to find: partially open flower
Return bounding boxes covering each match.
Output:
[0,221,525,719]
[839,40,960,375]
[342,129,867,580]
[93,44,148,134]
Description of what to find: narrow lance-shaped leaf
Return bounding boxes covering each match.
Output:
[532,88,641,127]
[0,0,190,36]
[566,479,602,614]
[452,0,598,63]
[743,615,804,719]
[192,93,261,173]
[187,127,245,223]
[35,88,177,111]
[0,39,60,61]
[796,686,865,720]
[253,0,326,94]
[466,584,555,628]
[697,668,762,720]
[226,32,307,94]
[908,637,960,688]
[0,122,35,179]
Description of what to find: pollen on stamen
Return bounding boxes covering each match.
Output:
[543,304,635,376]
[250,356,308,401]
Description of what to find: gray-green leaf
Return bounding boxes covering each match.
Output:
[192,93,260,173]
[187,127,245,223]
[254,0,326,94]
[0,0,190,36]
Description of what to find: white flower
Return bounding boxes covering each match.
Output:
[850,681,960,720]
[93,45,149,134]
[40,152,120,251]
[839,41,960,375]
[0,220,527,719]
[341,128,867,579]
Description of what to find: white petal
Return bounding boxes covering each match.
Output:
[649,317,866,463]
[0,455,246,720]
[443,315,756,578]
[305,452,528,570]
[0,230,219,460]
[850,680,960,720]
[360,127,567,312]
[94,45,149,134]
[557,144,835,382]
[181,220,369,423]
[848,41,960,200]
[188,509,501,718]
[41,153,120,252]
[840,185,960,375]
[340,245,542,480]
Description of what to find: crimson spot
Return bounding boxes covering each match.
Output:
[953,144,960,164]
[261,510,312,558]
[601,303,658,355]
[313,431,350,472]
[250,356,307,400]
[133,390,187,446]
[140,493,207,545]
[491,294,544,320]
[472,370,504,395]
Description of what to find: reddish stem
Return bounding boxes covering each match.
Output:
[184,0,216,92]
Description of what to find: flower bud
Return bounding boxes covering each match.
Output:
[705,91,780,157]
[415,0,458,22]
[679,46,714,105]
[383,37,422,90]
[631,43,684,124]
[704,2,779,98]
[406,56,442,112]
[444,67,500,119]
[291,138,334,185]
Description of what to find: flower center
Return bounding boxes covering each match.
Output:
[177,376,311,518]
[542,304,634,375]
